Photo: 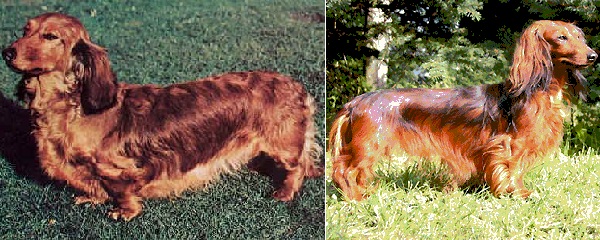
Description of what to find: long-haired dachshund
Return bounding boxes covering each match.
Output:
[329,20,597,200]
[2,12,323,220]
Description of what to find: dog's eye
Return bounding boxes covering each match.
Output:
[42,33,59,40]
[557,35,568,41]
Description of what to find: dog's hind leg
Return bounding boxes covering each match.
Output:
[266,94,323,201]
[331,137,380,201]
[272,160,305,201]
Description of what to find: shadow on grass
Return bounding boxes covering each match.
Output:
[326,180,345,201]
[0,91,49,184]
[289,11,325,23]
[328,159,489,200]
[376,160,489,196]
[246,153,288,195]
[247,150,325,198]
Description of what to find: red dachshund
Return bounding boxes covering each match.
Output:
[329,20,597,200]
[2,12,323,220]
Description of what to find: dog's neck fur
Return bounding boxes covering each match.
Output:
[25,72,120,134]
[27,72,80,116]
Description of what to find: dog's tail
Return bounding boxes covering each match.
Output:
[301,94,324,177]
[328,107,351,161]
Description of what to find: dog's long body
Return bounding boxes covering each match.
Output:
[3,12,322,220]
[24,70,321,220]
[329,20,597,200]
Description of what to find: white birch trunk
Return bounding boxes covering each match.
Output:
[366,0,391,88]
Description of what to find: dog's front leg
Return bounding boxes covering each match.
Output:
[38,142,110,205]
[92,152,147,221]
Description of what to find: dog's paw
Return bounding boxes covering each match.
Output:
[74,196,108,205]
[305,165,324,178]
[513,188,532,199]
[272,188,296,201]
[108,207,141,222]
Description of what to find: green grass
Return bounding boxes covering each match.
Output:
[326,149,600,239]
[0,0,324,239]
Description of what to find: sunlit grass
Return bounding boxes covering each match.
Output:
[326,149,600,239]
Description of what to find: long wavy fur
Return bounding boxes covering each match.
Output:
[329,20,597,200]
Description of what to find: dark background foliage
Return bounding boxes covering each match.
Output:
[327,0,600,153]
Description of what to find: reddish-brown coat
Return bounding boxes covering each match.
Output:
[4,13,323,221]
[329,20,596,200]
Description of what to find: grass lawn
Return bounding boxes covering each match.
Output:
[0,0,325,239]
[326,149,600,239]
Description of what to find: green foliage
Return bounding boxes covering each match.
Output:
[400,0,484,23]
[327,0,600,152]
[526,0,599,21]
[327,0,490,120]
[326,0,376,122]
[387,37,508,88]
[326,58,371,121]
[564,102,600,154]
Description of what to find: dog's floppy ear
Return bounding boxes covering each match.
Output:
[72,39,118,114]
[507,26,553,100]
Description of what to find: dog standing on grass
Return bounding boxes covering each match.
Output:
[2,12,323,221]
[329,20,597,200]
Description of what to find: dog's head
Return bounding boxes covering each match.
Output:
[508,20,597,101]
[4,12,117,113]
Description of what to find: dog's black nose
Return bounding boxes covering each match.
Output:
[2,47,16,62]
[587,52,598,63]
